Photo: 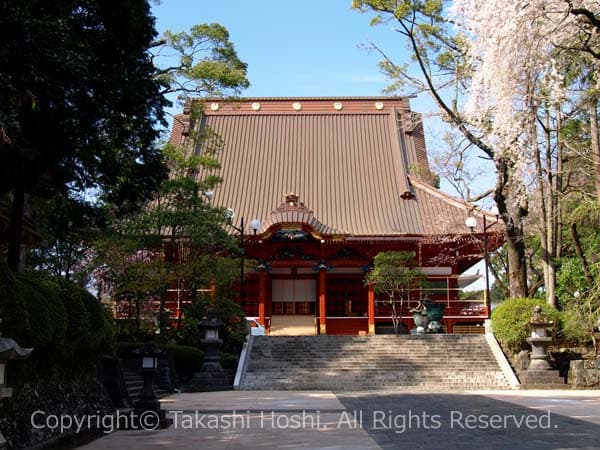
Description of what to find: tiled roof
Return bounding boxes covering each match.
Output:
[170,97,495,237]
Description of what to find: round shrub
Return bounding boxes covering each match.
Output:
[163,344,203,379]
[491,298,562,351]
[56,278,113,354]
[14,273,67,348]
[82,290,114,352]
[55,278,92,351]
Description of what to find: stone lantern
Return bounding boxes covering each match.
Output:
[0,319,33,448]
[199,310,224,369]
[526,306,553,370]
[133,341,171,429]
[193,310,229,389]
[0,319,33,399]
[523,306,564,386]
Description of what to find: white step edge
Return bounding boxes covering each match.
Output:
[484,319,520,389]
[233,335,254,390]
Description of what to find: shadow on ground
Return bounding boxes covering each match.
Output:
[336,393,600,450]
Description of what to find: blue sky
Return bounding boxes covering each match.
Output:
[152,0,399,97]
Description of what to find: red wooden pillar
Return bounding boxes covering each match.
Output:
[368,283,375,335]
[319,269,326,334]
[258,269,266,328]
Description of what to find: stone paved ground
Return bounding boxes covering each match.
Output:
[336,391,600,450]
[75,390,600,450]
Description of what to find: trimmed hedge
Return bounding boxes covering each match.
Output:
[0,264,29,341]
[56,278,114,355]
[491,298,562,351]
[0,266,115,450]
[14,274,67,349]
[0,265,113,359]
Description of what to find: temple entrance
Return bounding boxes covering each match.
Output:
[270,278,317,335]
[270,279,316,315]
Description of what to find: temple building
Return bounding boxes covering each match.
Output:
[169,97,503,335]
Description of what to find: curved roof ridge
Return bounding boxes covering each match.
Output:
[259,193,344,235]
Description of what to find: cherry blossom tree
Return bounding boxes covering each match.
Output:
[353,0,530,298]
[353,0,599,305]
[451,0,599,306]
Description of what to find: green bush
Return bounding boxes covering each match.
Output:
[491,298,562,351]
[55,278,92,350]
[0,267,113,360]
[180,298,246,351]
[560,309,593,345]
[14,273,68,348]
[56,278,114,354]
[163,344,204,379]
[0,264,29,341]
[82,289,114,352]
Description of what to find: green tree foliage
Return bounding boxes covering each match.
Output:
[153,23,250,98]
[180,297,246,369]
[365,251,425,333]
[0,0,169,271]
[94,234,170,337]
[26,195,106,284]
[96,141,245,339]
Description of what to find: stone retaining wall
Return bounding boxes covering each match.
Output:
[0,365,113,449]
[568,357,600,388]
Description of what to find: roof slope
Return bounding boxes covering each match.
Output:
[170,97,485,237]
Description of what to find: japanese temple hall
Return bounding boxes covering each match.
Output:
[168,97,503,335]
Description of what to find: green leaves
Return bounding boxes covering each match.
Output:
[156,23,249,98]
[491,298,562,351]
[365,251,425,299]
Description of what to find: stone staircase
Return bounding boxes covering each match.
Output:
[122,368,171,405]
[238,335,512,391]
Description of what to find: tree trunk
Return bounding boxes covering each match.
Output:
[536,106,557,308]
[556,110,564,258]
[495,159,528,298]
[506,222,528,298]
[590,97,600,202]
[533,103,552,306]
[571,223,594,287]
[7,183,26,272]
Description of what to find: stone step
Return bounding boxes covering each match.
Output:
[239,335,511,391]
